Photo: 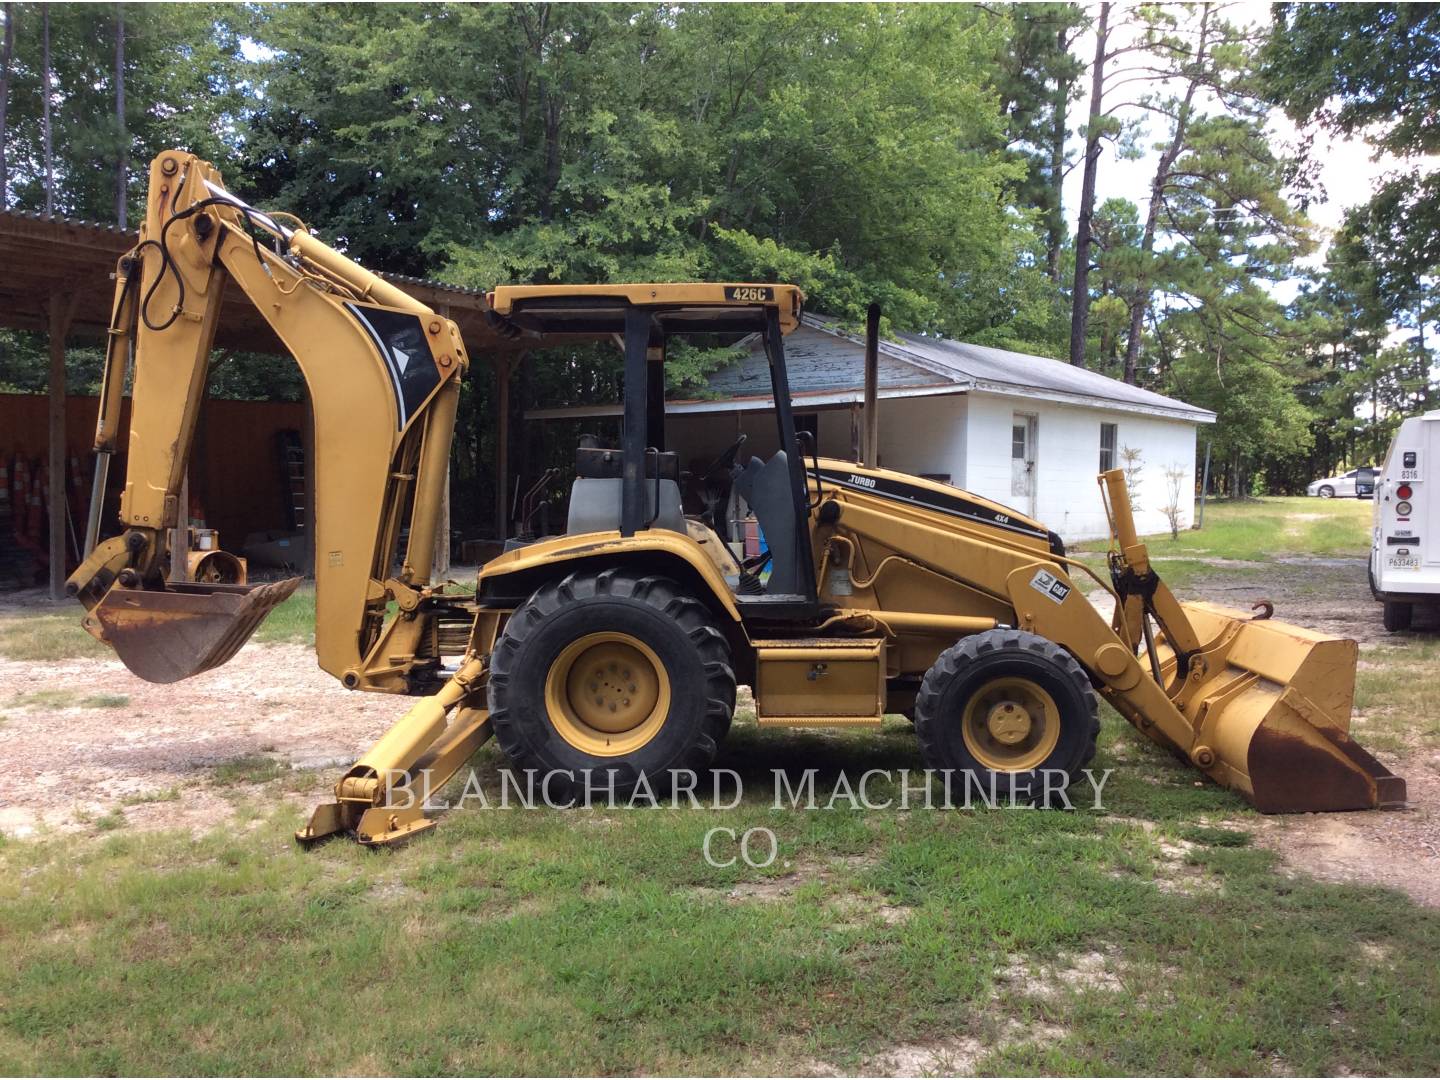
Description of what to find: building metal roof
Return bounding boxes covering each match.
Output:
[801,315,1215,422]
[527,313,1216,423]
[0,209,526,358]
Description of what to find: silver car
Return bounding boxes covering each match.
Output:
[1307,467,1376,498]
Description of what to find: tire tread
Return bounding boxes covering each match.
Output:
[488,572,735,787]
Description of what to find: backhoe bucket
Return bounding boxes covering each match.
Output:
[88,578,302,684]
[1161,602,1405,813]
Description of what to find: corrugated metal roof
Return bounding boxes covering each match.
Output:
[880,326,1215,421]
[706,323,944,397]
[0,208,491,298]
[699,315,1214,423]
[1,207,133,235]
[0,208,534,356]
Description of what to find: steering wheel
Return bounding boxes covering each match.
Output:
[702,433,748,481]
[699,434,747,541]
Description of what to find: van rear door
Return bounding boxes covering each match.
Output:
[1423,419,1440,567]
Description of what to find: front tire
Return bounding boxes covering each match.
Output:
[488,570,735,797]
[1318,485,1335,499]
[914,629,1099,803]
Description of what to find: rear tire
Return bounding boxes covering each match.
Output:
[488,570,735,798]
[1382,601,1413,632]
[914,629,1099,804]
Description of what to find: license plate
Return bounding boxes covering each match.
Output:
[1388,554,1420,569]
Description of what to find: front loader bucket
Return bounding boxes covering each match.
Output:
[87,577,302,684]
[1162,602,1405,813]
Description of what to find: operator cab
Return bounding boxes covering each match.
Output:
[486,284,816,615]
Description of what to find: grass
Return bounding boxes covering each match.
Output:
[0,612,108,663]
[209,753,291,786]
[1069,494,1373,599]
[0,718,1436,1075]
[92,809,126,833]
[0,495,1433,1073]
[252,584,316,645]
[118,788,180,807]
[1075,495,1372,562]
[79,694,130,709]
[1353,636,1440,752]
[6,690,129,711]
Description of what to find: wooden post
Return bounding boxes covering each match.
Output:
[494,354,511,540]
[46,291,76,602]
[302,390,316,576]
[169,470,188,582]
[432,300,453,576]
[433,459,451,577]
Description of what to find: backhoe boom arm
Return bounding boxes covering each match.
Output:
[68,150,469,692]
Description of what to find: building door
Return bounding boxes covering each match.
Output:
[1011,412,1038,517]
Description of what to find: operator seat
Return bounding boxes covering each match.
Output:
[733,451,799,594]
[566,444,686,535]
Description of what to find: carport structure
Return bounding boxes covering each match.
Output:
[0,208,549,600]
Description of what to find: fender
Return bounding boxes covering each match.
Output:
[478,529,743,624]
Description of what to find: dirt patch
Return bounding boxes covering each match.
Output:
[994,948,1136,999]
[824,892,912,929]
[1151,835,1224,896]
[0,640,407,837]
[1180,558,1396,646]
[693,853,910,927]
[1251,753,1440,909]
[803,1018,1069,1077]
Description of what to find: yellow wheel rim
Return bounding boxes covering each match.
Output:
[961,676,1060,772]
[544,632,671,757]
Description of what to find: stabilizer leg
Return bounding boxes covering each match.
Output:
[298,657,492,846]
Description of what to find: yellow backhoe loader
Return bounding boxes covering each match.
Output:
[68,151,1405,846]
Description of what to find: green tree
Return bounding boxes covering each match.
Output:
[1264,3,1440,306]
[0,2,244,221]
[992,2,1086,292]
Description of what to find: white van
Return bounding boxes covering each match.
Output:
[1370,409,1440,631]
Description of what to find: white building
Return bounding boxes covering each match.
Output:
[529,315,1216,542]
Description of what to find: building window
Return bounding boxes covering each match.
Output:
[1099,422,1117,472]
[1012,424,1026,459]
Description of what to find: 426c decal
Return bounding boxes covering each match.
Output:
[725,286,774,302]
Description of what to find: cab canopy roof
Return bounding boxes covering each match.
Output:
[486,283,804,338]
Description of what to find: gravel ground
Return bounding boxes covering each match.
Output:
[0,641,403,838]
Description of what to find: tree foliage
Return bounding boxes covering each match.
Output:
[0,2,1436,525]
[1265,3,1440,306]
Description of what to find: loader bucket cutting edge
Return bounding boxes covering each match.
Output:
[91,577,302,684]
[1161,601,1405,814]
